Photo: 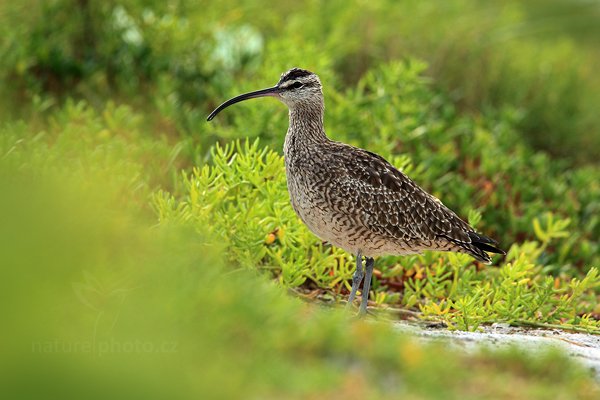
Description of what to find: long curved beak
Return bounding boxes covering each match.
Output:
[207,86,280,121]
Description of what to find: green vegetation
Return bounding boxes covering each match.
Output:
[154,134,600,332]
[2,0,600,397]
[2,123,599,398]
[2,0,600,161]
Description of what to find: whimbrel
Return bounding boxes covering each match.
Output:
[207,68,505,315]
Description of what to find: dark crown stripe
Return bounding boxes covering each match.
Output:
[279,68,313,83]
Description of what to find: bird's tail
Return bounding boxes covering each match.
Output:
[464,231,506,264]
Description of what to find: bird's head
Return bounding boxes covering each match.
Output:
[207,68,323,121]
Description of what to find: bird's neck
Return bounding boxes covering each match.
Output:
[286,106,328,146]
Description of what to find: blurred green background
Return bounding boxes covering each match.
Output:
[2,0,600,398]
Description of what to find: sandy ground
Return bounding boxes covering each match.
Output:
[395,322,600,379]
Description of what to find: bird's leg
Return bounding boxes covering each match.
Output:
[345,251,364,309]
[358,257,374,316]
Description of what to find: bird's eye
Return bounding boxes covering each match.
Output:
[291,82,303,89]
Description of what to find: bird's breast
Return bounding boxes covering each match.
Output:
[284,162,363,254]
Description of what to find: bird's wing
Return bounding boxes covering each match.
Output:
[331,145,475,245]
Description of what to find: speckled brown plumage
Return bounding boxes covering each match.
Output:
[279,68,503,263]
[207,67,505,314]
